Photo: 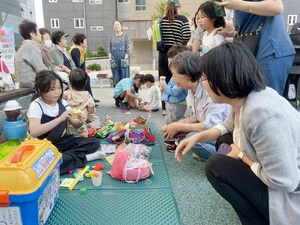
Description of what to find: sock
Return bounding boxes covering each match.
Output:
[86,151,106,162]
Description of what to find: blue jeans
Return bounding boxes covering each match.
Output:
[186,132,216,161]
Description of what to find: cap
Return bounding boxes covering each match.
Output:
[3,100,22,111]
[167,0,181,7]
[51,31,69,44]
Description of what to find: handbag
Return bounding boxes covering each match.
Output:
[233,20,265,56]
[121,59,129,68]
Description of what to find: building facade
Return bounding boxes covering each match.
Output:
[0,0,35,45]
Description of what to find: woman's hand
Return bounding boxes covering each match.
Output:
[124,53,129,59]
[175,133,199,162]
[213,27,234,38]
[162,123,180,140]
[227,143,241,159]
[214,0,241,10]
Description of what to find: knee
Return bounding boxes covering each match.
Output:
[205,154,223,179]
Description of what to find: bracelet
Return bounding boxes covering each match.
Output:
[238,152,244,162]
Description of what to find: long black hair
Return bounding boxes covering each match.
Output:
[198,2,225,29]
[32,70,63,101]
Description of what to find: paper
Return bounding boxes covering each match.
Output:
[105,154,115,164]
[60,178,76,188]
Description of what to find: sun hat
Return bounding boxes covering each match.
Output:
[51,31,70,44]
[167,0,181,7]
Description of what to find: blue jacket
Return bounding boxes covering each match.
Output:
[161,78,188,103]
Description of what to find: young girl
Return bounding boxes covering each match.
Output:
[27,70,105,174]
[198,2,225,54]
[63,68,95,137]
[113,73,145,110]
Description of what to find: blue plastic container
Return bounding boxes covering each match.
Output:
[2,118,28,140]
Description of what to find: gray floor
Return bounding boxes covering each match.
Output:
[91,81,241,225]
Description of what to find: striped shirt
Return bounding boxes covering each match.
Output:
[160,15,191,46]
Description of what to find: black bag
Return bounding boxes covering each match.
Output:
[289,34,300,65]
[233,20,265,57]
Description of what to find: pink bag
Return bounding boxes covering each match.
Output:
[107,149,151,183]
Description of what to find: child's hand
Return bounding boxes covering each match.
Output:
[61,110,72,121]
[137,97,142,103]
[79,113,87,123]
[159,80,166,89]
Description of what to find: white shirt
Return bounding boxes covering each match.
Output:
[202,31,226,54]
[144,85,161,110]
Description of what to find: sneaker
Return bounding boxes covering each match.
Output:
[119,100,130,111]
[164,140,176,146]
[166,143,177,153]
[192,153,204,162]
[114,96,120,107]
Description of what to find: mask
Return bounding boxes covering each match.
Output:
[44,40,53,48]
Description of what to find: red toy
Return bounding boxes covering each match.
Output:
[94,163,104,171]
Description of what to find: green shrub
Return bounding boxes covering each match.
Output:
[87,63,101,71]
[97,46,108,57]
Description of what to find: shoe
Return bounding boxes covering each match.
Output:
[162,110,166,116]
[95,104,99,107]
[152,108,159,112]
[119,100,130,111]
[94,99,100,103]
[164,140,175,146]
[166,143,177,153]
[192,153,204,162]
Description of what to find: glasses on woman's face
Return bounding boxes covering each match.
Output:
[200,75,207,87]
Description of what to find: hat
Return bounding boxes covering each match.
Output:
[3,100,22,111]
[167,0,181,7]
[51,31,69,44]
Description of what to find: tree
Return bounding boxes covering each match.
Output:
[150,0,190,21]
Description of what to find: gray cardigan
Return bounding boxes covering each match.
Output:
[49,45,76,70]
[14,40,45,88]
[220,88,300,224]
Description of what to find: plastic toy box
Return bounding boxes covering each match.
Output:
[0,139,62,225]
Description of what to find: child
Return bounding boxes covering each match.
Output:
[160,44,189,125]
[137,74,161,111]
[198,2,225,54]
[27,70,105,174]
[114,73,145,110]
[63,68,95,137]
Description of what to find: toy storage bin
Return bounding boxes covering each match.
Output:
[0,139,62,225]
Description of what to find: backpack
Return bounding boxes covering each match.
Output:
[107,144,151,183]
[152,17,165,51]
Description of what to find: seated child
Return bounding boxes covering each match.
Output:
[160,44,190,125]
[137,74,161,111]
[114,74,145,110]
[27,70,105,174]
[63,68,96,137]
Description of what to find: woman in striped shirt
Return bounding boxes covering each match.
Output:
[159,0,191,116]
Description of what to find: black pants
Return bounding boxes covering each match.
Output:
[158,46,172,111]
[85,76,94,98]
[206,152,269,225]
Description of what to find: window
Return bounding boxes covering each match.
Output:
[49,0,57,2]
[90,26,103,31]
[74,18,84,28]
[89,0,102,4]
[288,15,297,25]
[50,19,59,28]
[136,0,146,11]
[73,0,83,2]
[118,0,130,3]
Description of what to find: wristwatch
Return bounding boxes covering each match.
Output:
[238,152,244,162]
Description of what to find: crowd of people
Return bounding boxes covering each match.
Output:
[13,0,300,224]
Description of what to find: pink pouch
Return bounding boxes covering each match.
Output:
[107,149,150,183]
